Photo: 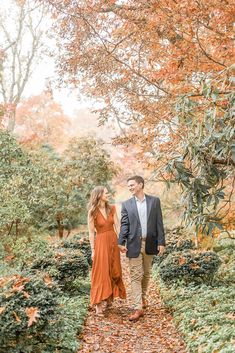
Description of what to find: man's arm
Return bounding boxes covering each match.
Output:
[118,203,129,250]
[156,198,165,252]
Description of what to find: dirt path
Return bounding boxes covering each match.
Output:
[78,255,187,353]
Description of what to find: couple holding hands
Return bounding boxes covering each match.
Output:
[87,175,165,322]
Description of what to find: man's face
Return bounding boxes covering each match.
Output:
[127,180,143,196]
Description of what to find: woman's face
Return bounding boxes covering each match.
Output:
[100,188,110,203]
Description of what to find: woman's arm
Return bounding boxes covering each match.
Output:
[113,206,120,237]
[87,213,95,260]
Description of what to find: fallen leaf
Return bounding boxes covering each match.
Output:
[12,276,30,292]
[189,263,200,269]
[0,307,5,314]
[226,313,235,320]
[23,291,30,299]
[178,257,186,265]
[44,274,53,286]
[4,255,15,261]
[25,307,40,327]
[12,311,21,323]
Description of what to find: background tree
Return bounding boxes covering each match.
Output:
[44,0,234,236]
[0,131,117,239]
[62,136,118,225]
[0,0,48,131]
[15,86,71,151]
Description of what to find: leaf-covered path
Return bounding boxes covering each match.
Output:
[78,255,187,353]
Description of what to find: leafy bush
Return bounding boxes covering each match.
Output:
[10,235,53,270]
[153,229,195,266]
[0,272,89,353]
[159,250,221,284]
[30,248,89,293]
[54,294,89,352]
[213,239,235,285]
[158,283,235,353]
[62,234,92,266]
[153,239,235,353]
[0,273,60,353]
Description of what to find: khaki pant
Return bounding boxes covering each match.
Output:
[129,239,153,310]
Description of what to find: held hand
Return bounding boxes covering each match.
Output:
[158,245,165,255]
[118,245,127,253]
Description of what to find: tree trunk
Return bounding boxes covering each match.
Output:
[6,108,16,132]
[56,215,64,238]
[15,219,20,237]
[7,221,14,236]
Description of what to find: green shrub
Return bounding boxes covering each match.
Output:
[153,240,235,353]
[54,294,89,352]
[213,239,235,285]
[30,248,89,293]
[158,283,235,353]
[11,235,53,270]
[159,250,221,284]
[0,273,61,353]
[62,234,92,266]
[153,237,195,266]
[0,272,89,353]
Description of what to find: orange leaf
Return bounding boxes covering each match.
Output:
[12,311,21,323]
[44,274,53,286]
[0,307,5,314]
[189,263,200,269]
[12,277,29,292]
[23,291,30,299]
[25,307,40,327]
[4,255,15,261]
[178,257,186,265]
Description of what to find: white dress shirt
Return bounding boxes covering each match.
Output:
[135,195,147,239]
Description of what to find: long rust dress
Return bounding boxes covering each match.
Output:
[90,205,126,306]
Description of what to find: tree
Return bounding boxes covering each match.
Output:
[15,86,71,151]
[44,0,234,236]
[0,131,117,238]
[0,0,48,131]
[0,130,32,237]
[62,136,118,225]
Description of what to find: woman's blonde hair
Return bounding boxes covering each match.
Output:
[87,186,112,219]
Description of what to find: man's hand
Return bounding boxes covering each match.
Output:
[118,245,127,253]
[158,245,165,255]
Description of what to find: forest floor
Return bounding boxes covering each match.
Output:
[78,254,188,353]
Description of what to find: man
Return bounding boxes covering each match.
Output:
[118,175,165,321]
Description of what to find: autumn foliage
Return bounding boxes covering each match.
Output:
[15,88,71,151]
[43,0,234,236]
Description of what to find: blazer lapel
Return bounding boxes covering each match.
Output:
[146,194,152,222]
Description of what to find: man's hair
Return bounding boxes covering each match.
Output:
[127,175,144,189]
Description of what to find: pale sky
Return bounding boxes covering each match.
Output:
[25,56,90,117]
[0,0,91,118]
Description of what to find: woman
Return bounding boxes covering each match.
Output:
[87,186,126,315]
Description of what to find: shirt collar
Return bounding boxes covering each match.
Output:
[135,194,146,203]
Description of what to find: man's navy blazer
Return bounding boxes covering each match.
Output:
[118,195,165,258]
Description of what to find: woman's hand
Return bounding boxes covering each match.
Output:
[91,250,95,261]
[118,245,127,253]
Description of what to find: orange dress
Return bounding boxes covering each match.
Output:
[90,205,126,306]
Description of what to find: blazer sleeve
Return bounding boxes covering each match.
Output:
[156,198,166,246]
[118,202,129,246]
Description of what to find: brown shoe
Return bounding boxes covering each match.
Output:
[142,297,148,309]
[129,310,144,322]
